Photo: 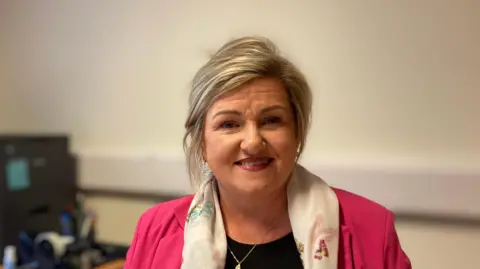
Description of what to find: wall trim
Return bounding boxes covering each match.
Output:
[79,186,480,227]
[78,152,480,220]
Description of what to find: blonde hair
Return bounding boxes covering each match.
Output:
[183,36,312,189]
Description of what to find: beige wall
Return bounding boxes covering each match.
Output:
[2,1,479,268]
[397,222,480,269]
[1,1,479,166]
[84,196,156,245]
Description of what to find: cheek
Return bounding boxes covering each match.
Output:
[204,132,238,167]
[266,130,297,157]
[264,133,297,175]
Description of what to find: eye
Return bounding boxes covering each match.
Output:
[219,121,240,129]
[263,116,282,125]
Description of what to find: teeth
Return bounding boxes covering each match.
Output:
[240,160,269,166]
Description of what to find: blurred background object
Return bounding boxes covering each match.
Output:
[0,1,479,268]
[0,136,127,268]
[0,135,76,252]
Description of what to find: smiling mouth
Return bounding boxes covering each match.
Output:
[234,157,273,171]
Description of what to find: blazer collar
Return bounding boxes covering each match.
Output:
[174,195,194,230]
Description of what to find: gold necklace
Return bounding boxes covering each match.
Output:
[227,217,279,269]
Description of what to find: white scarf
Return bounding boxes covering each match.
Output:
[181,164,340,269]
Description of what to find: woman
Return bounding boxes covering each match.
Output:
[125,36,411,269]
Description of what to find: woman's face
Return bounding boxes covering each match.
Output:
[203,78,298,196]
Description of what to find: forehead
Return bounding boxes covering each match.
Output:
[209,78,289,112]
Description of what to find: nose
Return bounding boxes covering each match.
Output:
[240,123,265,155]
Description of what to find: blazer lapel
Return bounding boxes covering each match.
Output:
[340,225,365,269]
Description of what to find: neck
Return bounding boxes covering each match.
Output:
[218,184,290,244]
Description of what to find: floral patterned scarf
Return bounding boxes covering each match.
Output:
[181,164,340,269]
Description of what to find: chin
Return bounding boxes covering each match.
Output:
[236,178,283,196]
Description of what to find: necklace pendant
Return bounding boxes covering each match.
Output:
[235,264,241,269]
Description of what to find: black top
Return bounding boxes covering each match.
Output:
[225,232,304,269]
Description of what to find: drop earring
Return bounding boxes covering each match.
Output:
[202,160,213,181]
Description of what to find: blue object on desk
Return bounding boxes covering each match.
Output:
[5,158,30,191]
[18,232,35,265]
[59,213,74,237]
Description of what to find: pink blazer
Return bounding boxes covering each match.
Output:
[125,188,411,269]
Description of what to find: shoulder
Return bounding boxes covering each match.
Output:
[124,195,193,269]
[140,195,193,223]
[124,195,194,267]
[333,187,393,224]
[333,188,392,249]
[137,195,194,235]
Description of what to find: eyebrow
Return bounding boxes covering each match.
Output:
[212,105,287,119]
[260,105,287,114]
